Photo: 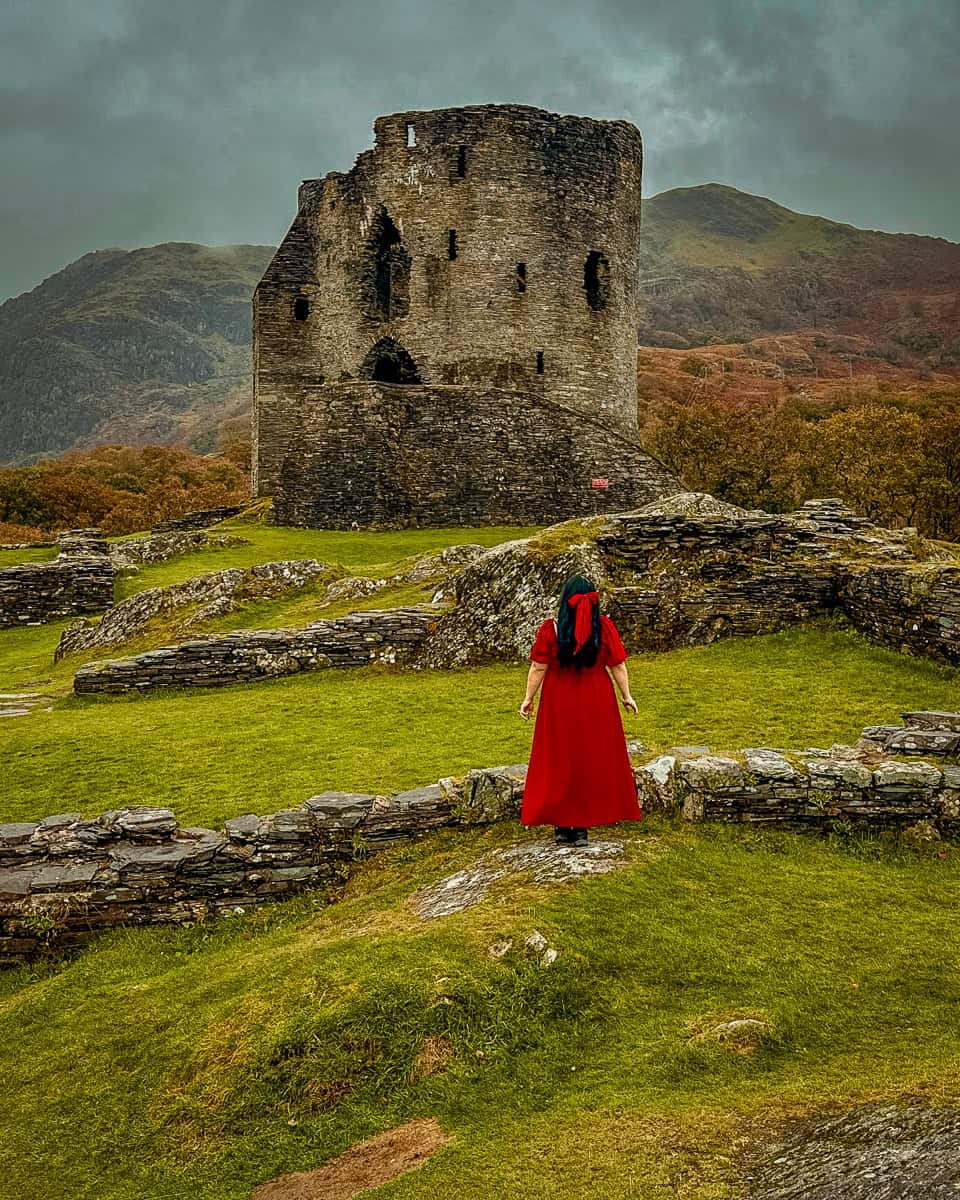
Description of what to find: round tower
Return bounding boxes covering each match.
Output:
[253,105,678,526]
[257,104,643,429]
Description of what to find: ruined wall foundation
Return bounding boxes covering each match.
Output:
[0,529,114,628]
[5,710,960,967]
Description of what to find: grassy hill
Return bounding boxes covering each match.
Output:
[5,523,960,1196]
[4,520,960,828]
[3,812,960,1198]
[0,242,272,464]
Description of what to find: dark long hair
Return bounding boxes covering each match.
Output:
[556,575,601,669]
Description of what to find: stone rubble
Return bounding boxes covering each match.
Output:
[861,710,960,757]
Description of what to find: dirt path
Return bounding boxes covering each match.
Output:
[251,1117,451,1200]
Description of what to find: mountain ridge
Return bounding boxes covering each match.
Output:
[1,185,957,464]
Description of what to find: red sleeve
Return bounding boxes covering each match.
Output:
[529,619,556,664]
[601,616,628,667]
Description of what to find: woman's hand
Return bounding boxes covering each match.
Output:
[519,699,534,720]
[622,694,638,714]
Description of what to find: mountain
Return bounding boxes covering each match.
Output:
[1,186,958,464]
[638,184,960,356]
[0,242,273,464]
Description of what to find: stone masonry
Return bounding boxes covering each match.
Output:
[4,713,960,967]
[0,529,114,628]
[253,103,680,527]
[73,606,441,694]
[262,383,680,528]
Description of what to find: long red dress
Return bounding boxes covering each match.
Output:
[521,615,642,828]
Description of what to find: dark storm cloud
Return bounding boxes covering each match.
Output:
[1,0,958,299]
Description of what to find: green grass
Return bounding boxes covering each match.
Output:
[3,620,960,828]
[115,522,536,599]
[0,545,56,567]
[3,817,960,1199]
[0,523,535,698]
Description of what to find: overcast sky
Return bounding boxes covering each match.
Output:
[2,0,958,300]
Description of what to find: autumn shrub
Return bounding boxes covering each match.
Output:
[0,445,247,536]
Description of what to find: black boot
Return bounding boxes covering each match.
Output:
[554,826,575,845]
[572,827,589,846]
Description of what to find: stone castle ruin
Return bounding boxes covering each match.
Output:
[253,103,679,527]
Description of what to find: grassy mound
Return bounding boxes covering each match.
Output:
[3,817,959,1199]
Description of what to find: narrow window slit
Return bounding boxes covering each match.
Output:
[584,250,610,311]
[457,146,468,177]
[448,229,458,260]
[516,262,527,293]
[293,296,310,321]
[536,351,544,374]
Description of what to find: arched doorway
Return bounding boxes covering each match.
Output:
[360,337,422,384]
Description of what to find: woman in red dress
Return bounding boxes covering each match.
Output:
[519,575,641,845]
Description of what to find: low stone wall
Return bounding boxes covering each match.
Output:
[73,606,441,694]
[607,565,839,652]
[4,715,958,967]
[0,529,114,628]
[0,763,527,966]
[151,505,245,533]
[840,563,960,666]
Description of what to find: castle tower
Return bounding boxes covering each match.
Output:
[253,104,678,527]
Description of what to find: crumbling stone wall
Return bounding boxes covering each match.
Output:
[419,498,932,666]
[73,606,440,694]
[253,103,678,526]
[265,382,680,528]
[5,713,960,967]
[839,563,960,666]
[0,765,526,967]
[0,529,114,628]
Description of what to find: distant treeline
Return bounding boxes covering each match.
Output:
[641,392,960,540]
[0,445,247,542]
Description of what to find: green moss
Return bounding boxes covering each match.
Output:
[525,516,605,564]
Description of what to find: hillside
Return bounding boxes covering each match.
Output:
[4,521,960,1194]
[0,242,272,464]
[639,184,960,354]
[1,186,958,464]
[3,813,960,1198]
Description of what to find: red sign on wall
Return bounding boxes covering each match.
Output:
[590,478,610,489]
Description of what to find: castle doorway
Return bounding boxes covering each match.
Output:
[361,337,422,384]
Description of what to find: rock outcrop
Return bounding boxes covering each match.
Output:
[417,494,958,667]
[57,558,332,660]
[108,529,250,571]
